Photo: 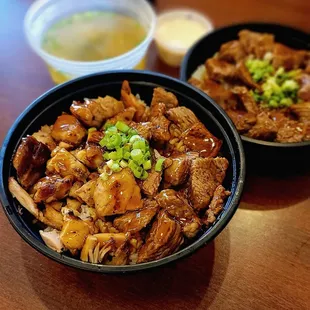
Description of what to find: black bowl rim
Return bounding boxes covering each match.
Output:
[0,70,245,273]
[180,21,310,148]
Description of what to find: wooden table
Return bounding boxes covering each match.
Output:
[1,1,309,309]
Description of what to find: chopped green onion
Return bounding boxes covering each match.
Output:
[108,151,118,161]
[124,151,131,160]
[103,152,110,160]
[107,126,118,133]
[155,158,165,172]
[111,163,121,172]
[143,160,152,170]
[140,170,149,180]
[116,148,123,159]
[88,127,97,133]
[120,160,128,168]
[115,121,130,133]
[106,160,114,169]
[133,139,146,150]
[131,149,143,162]
[129,135,141,143]
[99,172,109,181]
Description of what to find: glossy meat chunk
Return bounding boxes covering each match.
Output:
[51,114,86,146]
[298,74,310,102]
[239,30,274,58]
[32,125,56,151]
[139,169,162,197]
[13,136,50,189]
[107,107,136,125]
[218,40,246,63]
[151,87,179,110]
[33,175,75,203]
[189,157,229,210]
[236,62,261,90]
[137,210,183,263]
[276,120,306,143]
[226,110,257,133]
[70,96,124,128]
[205,58,237,82]
[87,130,104,144]
[75,180,96,207]
[46,148,89,181]
[232,86,259,114]
[290,102,310,123]
[113,199,159,233]
[129,121,153,140]
[156,189,201,238]
[246,112,277,140]
[72,144,104,170]
[94,168,143,217]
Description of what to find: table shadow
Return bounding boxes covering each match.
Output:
[22,228,231,310]
[240,171,310,210]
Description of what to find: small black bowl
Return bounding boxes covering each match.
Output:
[0,70,245,273]
[180,23,310,172]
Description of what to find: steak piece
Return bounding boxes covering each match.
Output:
[246,112,277,140]
[129,121,153,140]
[290,102,310,123]
[151,87,179,110]
[226,110,257,133]
[218,40,246,63]
[189,157,229,210]
[137,210,183,263]
[13,136,50,189]
[239,29,274,59]
[298,74,310,102]
[203,185,230,226]
[276,120,306,143]
[205,58,237,82]
[156,189,201,238]
[236,62,261,90]
[232,86,259,114]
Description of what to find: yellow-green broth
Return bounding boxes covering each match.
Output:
[42,11,146,61]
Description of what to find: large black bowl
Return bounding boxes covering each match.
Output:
[180,23,310,171]
[0,70,245,273]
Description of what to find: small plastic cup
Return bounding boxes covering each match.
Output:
[24,0,156,84]
[154,9,213,67]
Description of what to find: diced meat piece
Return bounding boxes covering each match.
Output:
[226,110,257,133]
[139,169,162,197]
[239,30,274,58]
[188,77,204,89]
[189,157,229,210]
[180,122,222,157]
[276,120,306,143]
[70,96,124,128]
[51,114,86,147]
[246,112,277,140]
[166,106,199,134]
[272,43,307,70]
[156,189,201,238]
[72,144,104,170]
[109,242,130,265]
[290,102,310,123]
[150,100,171,143]
[87,130,104,144]
[203,185,230,226]
[46,148,89,181]
[151,87,179,110]
[236,62,261,90]
[113,199,159,233]
[205,58,237,82]
[218,40,246,63]
[129,121,153,140]
[69,181,84,199]
[75,180,96,207]
[107,107,136,125]
[137,210,183,263]
[42,204,64,230]
[232,86,259,114]
[94,168,143,217]
[39,229,64,253]
[13,136,50,189]
[298,74,310,102]
[201,79,238,110]
[121,80,147,122]
[164,154,192,186]
[33,175,75,203]
[32,125,56,151]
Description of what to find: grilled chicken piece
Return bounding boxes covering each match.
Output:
[236,62,261,90]
[297,74,310,102]
[87,130,104,144]
[33,175,75,203]
[246,112,277,140]
[272,43,307,70]
[137,210,183,263]
[46,148,89,181]
[75,180,96,207]
[32,125,57,151]
[156,189,201,238]
[205,58,237,82]
[180,122,222,157]
[164,154,193,187]
[94,168,143,217]
[150,99,171,143]
[71,144,104,170]
[39,228,64,252]
[13,136,50,189]
[51,114,87,147]
[42,204,64,230]
[226,110,257,133]
[166,106,199,134]
[151,87,179,110]
[189,157,229,210]
[232,86,259,114]
[107,107,136,125]
[239,29,274,59]
[69,181,84,199]
[121,80,147,122]
[70,96,124,128]
[129,121,153,140]
[113,199,159,233]
[218,40,246,63]
[140,169,162,197]
[203,185,230,226]
[109,242,130,265]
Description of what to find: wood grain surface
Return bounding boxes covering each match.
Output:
[0,1,309,309]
